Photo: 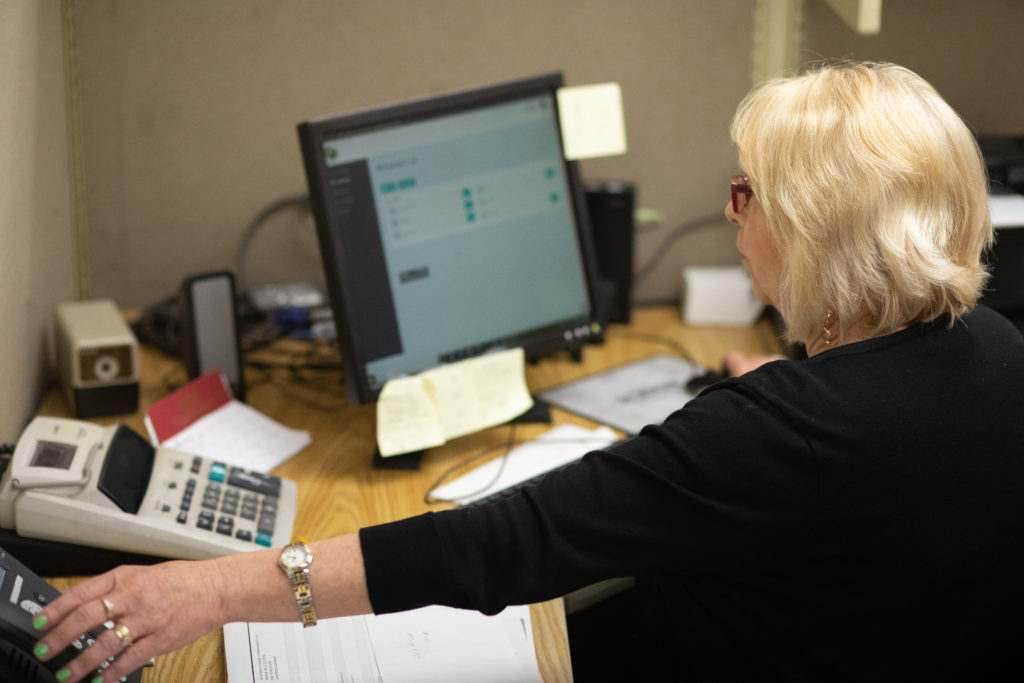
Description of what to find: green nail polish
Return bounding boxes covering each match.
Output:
[55,668,71,682]
[32,614,47,630]
[92,677,104,683]
[32,642,48,659]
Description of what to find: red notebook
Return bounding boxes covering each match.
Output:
[144,370,233,444]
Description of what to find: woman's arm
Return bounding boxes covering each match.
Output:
[32,533,371,683]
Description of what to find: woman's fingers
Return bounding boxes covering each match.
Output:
[33,559,229,681]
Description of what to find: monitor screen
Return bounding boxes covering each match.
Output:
[298,73,605,403]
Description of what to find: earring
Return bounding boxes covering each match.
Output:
[822,309,838,346]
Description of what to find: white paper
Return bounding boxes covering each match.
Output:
[431,424,619,504]
[556,82,627,160]
[538,354,703,435]
[224,605,541,683]
[989,193,1024,228]
[161,400,311,472]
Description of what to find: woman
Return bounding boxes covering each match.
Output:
[34,62,1024,682]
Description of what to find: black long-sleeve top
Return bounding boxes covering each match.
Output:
[361,305,1024,681]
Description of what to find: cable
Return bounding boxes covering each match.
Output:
[0,443,15,481]
[235,194,312,298]
[604,328,699,365]
[131,293,181,356]
[242,335,346,409]
[424,424,519,505]
[631,213,727,286]
[423,432,623,506]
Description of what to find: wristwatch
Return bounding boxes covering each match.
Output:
[278,541,318,627]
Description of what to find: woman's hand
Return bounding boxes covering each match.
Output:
[32,558,231,683]
[31,534,370,682]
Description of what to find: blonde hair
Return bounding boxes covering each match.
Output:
[730,62,993,344]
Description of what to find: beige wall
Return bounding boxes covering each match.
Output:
[70,0,756,309]
[803,0,1024,136]
[67,0,1024,315]
[0,0,75,442]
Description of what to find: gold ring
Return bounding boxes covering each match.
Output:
[113,623,132,648]
[102,598,115,620]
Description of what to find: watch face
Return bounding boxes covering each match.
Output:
[281,544,308,569]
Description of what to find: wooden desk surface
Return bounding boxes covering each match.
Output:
[42,306,781,682]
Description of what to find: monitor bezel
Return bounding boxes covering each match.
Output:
[298,72,606,404]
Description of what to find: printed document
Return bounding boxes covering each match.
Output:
[224,605,541,683]
[538,354,702,434]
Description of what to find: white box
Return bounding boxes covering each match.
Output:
[681,266,764,326]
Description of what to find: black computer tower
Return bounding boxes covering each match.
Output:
[585,181,636,323]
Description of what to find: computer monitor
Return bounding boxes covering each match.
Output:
[298,73,605,404]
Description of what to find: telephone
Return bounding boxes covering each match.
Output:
[0,546,143,682]
[0,417,298,561]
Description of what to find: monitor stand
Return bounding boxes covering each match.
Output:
[372,447,424,470]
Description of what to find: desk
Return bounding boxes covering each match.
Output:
[39,306,782,682]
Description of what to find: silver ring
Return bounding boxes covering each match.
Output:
[102,598,115,620]
[113,623,132,648]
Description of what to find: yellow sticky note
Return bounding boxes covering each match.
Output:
[556,82,627,160]
[422,348,534,442]
[375,348,533,457]
[376,376,446,457]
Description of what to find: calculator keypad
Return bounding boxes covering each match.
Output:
[166,455,281,547]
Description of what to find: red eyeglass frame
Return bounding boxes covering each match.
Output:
[731,174,753,213]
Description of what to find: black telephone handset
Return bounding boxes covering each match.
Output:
[0,547,142,683]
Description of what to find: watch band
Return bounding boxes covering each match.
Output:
[291,567,317,628]
[279,541,318,627]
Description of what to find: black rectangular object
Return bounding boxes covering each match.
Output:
[179,271,246,401]
[585,181,636,323]
[0,547,144,682]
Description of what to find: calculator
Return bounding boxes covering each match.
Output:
[0,417,298,561]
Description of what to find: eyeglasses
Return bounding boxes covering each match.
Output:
[731,174,753,213]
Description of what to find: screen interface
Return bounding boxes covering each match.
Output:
[320,92,591,393]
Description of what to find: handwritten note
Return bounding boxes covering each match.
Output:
[556,82,627,160]
[376,348,533,457]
